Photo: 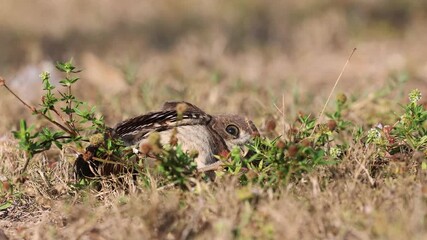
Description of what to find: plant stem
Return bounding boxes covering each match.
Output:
[39,113,75,135]
[2,82,75,136]
[2,84,37,113]
[51,107,78,136]
[20,152,31,174]
[67,72,74,129]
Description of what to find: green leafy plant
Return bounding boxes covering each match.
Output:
[2,64,203,189]
[364,89,427,153]
[135,131,198,189]
[393,89,427,151]
[220,102,350,189]
[2,60,126,175]
[156,144,198,188]
[360,89,427,176]
[5,59,425,194]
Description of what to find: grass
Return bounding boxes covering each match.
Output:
[1,1,427,239]
[1,60,426,239]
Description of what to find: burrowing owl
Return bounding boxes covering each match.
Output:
[112,101,259,170]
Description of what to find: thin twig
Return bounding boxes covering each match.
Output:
[1,80,75,135]
[2,83,37,113]
[310,48,357,137]
[39,113,75,135]
[273,102,283,115]
[51,107,78,136]
[92,157,126,166]
[197,161,224,172]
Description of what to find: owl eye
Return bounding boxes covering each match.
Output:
[226,124,240,137]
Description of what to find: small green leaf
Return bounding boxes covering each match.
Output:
[0,201,12,211]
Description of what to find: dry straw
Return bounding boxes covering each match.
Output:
[310,48,357,137]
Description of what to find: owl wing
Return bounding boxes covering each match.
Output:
[113,106,211,145]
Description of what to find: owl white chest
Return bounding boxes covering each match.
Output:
[142,125,215,168]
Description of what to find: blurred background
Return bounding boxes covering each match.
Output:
[0,0,426,132]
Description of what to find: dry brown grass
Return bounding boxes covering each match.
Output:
[1,136,427,239]
[1,1,427,239]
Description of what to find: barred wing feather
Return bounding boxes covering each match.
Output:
[112,110,211,145]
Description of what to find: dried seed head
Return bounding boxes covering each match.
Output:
[2,181,10,191]
[383,125,393,135]
[148,132,162,153]
[327,120,337,131]
[287,145,299,157]
[276,140,286,149]
[139,143,152,155]
[264,116,277,132]
[169,128,178,146]
[176,102,188,120]
[176,102,188,113]
[288,127,298,135]
[89,133,104,146]
[246,169,258,180]
[336,93,347,105]
[148,132,161,146]
[188,149,199,159]
[300,138,312,147]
